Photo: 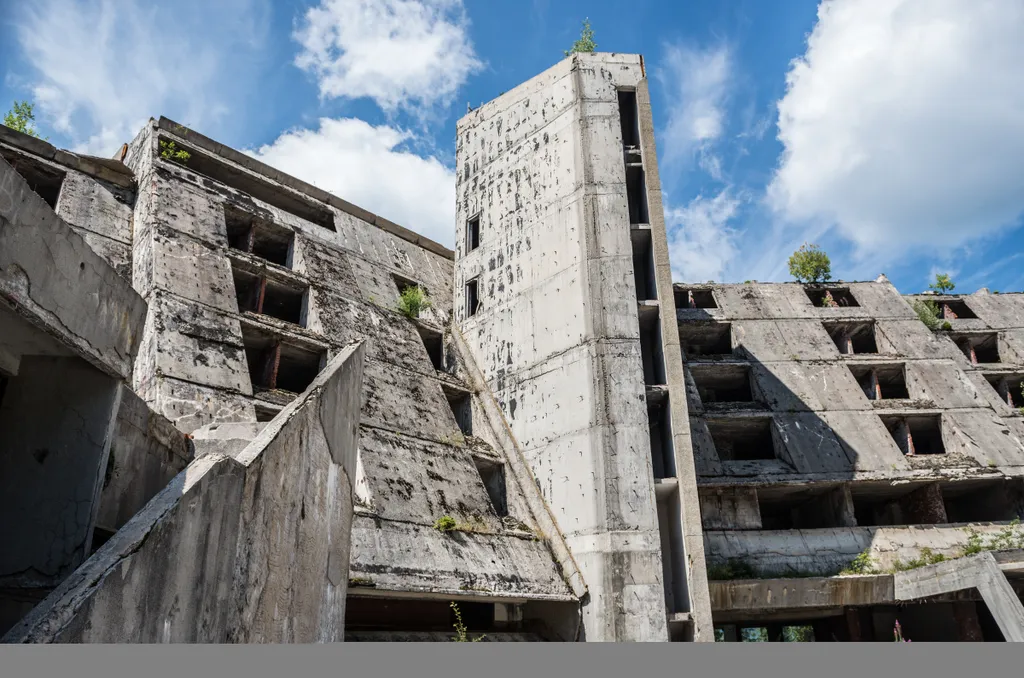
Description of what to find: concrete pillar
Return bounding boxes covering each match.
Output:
[901,483,948,524]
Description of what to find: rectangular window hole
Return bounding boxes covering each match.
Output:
[939,299,978,319]
[446,391,473,437]
[232,267,307,327]
[254,404,278,423]
[225,205,294,267]
[849,364,909,400]
[883,415,945,456]
[466,214,480,253]
[825,321,878,354]
[631,229,657,301]
[806,286,859,308]
[416,324,444,371]
[942,480,1023,523]
[162,137,335,231]
[708,418,777,461]
[1,148,65,209]
[675,288,717,309]
[640,319,666,386]
[984,374,1024,407]
[691,365,755,403]
[242,327,323,394]
[648,399,676,479]
[679,322,732,359]
[465,279,480,317]
[473,457,508,517]
[955,333,1000,364]
[625,164,649,225]
[617,89,640,149]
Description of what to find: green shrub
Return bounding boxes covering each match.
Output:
[397,285,431,319]
[928,273,955,294]
[839,550,877,575]
[450,601,485,642]
[940,321,952,331]
[433,515,457,533]
[159,140,190,165]
[564,18,597,56]
[912,299,940,330]
[3,100,44,139]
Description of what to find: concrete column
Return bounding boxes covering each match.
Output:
[901,483,948,524]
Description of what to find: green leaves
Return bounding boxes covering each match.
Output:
[564,18,597,56]
[3,100,45,139]
[788,242,832,283]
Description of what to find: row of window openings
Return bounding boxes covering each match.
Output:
[691,364,909,406]
[706,480,1022,531]
[708,414,946,463]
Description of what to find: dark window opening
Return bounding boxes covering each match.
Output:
[852,492,905,527]
[254,405,278,423]
[225,205,294,267]
[232,268,307,327]
[345,597,495,635]
[806,287,859,308]
[89,527,116,555]
[955,333,1000,364]
[757,487,851,530]
[631,228,657,301]
[473,457,508,517]
[466,215,480,253]
[850,364,909,400]
[626,165,649,225]
[656,492,688,615]
[938,300,978,320]
[617,89,640,149]
[883,415,945,456]
[242,327,324,395]
[679,322,732,359]
[942,480,1024,523]
[416,324,444,371]
[675,288,717,309]
[984,374,1024,407]
[648,398,676,479]
[0,374,8,409]
[708,418,777,461]
[160,136,336,231]
[640,318,666,386]
[825,321,878,354]
[0,148,65,209]
[446,390,473,437]
[465,279,480,317]
[691,365,755,403]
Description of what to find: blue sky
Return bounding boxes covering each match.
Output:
[3,0,1024,295]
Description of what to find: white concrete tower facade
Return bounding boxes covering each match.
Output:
[454,53,713,641]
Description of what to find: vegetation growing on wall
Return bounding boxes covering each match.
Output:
[398,285,432,319]
[912,299,941,330]
[564,18,597,56]
[159,139,191,165]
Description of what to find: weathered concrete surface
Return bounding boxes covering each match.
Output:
[2,342,365,643]
[710,576,895,616]
[455,53,673,641]
[893,552,1024,642]
[0,155,145,380]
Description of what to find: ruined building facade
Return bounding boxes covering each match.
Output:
[1,53,1023,643]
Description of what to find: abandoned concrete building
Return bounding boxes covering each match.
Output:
[2,52,1024,643]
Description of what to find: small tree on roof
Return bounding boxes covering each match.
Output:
[929,273,955,294]
[788,243,832,283]
[3,100,44,139]
[565,18,597,56]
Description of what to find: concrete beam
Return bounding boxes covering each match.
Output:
[894,551,1024,642]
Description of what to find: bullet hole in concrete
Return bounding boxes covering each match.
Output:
[824,321,878,355]
[675,288,717,309]
[466,214,481,253]
[1,148,65,209]
[953,333,1000,364]
[164,136,336,231]
[465,278,480,317]
[473,456,508,517]
[708,418,777,461]
[691,364,756,404]
[805,287,858,308]
[848,364,909,400]
[882,415,945,456]
[679,322,732,359]
[225,205,294,268]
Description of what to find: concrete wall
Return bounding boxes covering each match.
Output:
[3,342,365,643]
[454,53,670,641]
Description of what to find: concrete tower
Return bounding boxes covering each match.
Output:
[454,53,713,641]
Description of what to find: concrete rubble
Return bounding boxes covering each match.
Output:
[0,52,1023,643]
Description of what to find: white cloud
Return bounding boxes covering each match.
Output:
[657,43,732,169]
[769,0,1024,253]
[249,118,455,247]
[294,0,483,117]
[12,0,269,155]
[666,191,742,283]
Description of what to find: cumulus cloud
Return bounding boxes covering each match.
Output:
[769,0,1024,253]
[666,191,741,283]
[12,0,269,155]
[657,43,732,171]
[294,0,483,117]
[249,118,455,247]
